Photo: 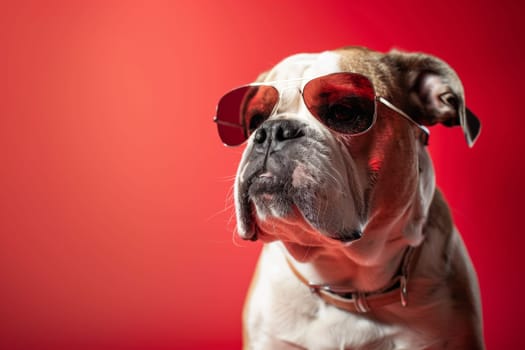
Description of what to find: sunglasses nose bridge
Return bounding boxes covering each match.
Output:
[268,86,303,120]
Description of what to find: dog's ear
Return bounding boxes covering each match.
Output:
[385,50,481,147]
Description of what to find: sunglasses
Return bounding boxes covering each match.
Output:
[214,72,430,147]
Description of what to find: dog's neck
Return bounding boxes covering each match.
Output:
[271,203,422,293]
[281,233,411,293]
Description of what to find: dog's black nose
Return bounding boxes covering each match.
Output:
[253,119,306,146]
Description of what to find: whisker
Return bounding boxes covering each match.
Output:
[205,201,235,221]
[216,174,238,182]
[302,234,314,261]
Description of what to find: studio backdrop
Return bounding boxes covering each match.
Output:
[2,0,524,349]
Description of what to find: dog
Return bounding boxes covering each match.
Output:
[214,46,484,349]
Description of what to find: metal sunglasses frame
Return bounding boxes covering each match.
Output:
[214,72,430,147]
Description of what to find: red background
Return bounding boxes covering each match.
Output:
[2,0,524,348]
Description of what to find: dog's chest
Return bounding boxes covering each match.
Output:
[277,303,401,349]
[246,243,417,350]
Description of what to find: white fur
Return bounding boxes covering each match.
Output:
[245,243,407,350]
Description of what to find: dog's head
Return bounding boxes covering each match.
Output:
[217,47,480,260]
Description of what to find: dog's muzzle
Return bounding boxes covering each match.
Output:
[234,119,363,242]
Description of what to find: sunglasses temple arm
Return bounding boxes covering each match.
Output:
[377,97,430,145]
[213,117,244,129]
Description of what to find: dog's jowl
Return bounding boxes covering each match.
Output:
[214,47,484,350]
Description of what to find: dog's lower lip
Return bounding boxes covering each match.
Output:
[248,175,286,196]
[258,171,274,178]
[333,229,362,243]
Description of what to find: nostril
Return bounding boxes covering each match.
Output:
[253,120,306,146]
[276,125,305,142]
[253,128,267,144]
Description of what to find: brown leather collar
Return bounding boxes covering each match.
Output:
[285,244,422,313]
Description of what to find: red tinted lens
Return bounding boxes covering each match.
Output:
[216,86,252,146]
[303,73,376,135]
[215,85,278,146]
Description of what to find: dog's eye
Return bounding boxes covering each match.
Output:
[319,97,374,134]
[248,113,266,133]
[329,103,361,121]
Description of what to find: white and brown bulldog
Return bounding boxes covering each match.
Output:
[214,47,484,349]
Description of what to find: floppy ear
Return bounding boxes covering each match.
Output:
[385,50,481,147]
